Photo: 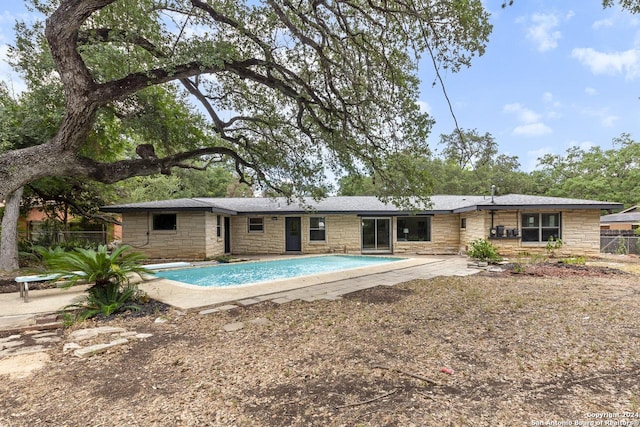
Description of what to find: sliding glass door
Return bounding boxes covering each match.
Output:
[361,217,392,253]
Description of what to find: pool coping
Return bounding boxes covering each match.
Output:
[137,256,444,311]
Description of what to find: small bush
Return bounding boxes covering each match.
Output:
[545,236,563,258]
[561,256,586,265]
[467,238,502,263]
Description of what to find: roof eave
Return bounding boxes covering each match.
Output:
[472,203,624,211]
[99,206,238,215]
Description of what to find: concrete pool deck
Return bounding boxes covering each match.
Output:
[0,255,479,329]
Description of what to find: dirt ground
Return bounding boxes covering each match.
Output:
[1,259,639,426]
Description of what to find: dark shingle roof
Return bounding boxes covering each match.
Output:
[600,211,640,224]
[101,194,622,215]
[454,194,623,212]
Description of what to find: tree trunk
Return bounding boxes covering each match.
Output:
[0,186,24,272]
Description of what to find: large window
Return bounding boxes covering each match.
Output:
[397,216,431,242]
[152,213,177,231]
[309,217,326,242]
[521,213,561,242]
[248,217,264,233]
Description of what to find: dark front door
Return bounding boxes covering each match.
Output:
[224,217,231,253]
[285,217,302,252]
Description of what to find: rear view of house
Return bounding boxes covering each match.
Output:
[101,194,622,260]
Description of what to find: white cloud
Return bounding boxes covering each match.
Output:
[592,18,614,30]
[571,47,640,80]
[601,115,619,127]
[584,87,598,96]
[526,13,562,52]
[503,102,553,137]
[503,103,541,123]
[542,91,561,108]
[568,140,596,151]
[513,123,553,137]
[581,107,620,128]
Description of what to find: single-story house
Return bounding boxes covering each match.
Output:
[600,205,640,231]
[100,194,622,259]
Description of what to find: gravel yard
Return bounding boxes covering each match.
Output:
[1,260,639,426]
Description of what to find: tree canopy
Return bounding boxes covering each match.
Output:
[531,134,640,207]
[0,0,492,209]
[337,128,533,197]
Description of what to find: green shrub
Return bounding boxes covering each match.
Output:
[467,238,502,263]
[561,256,586,265]
[615,238,628,255]
[545,236,563,258]
[69,283,141,321]
[40,245,150,321]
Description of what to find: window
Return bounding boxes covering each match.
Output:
[397,216,431,242]
[460,218,467,229]
[521,213,560,242]
[248,217,264,233]
[309,217,326,241]
[152,213,177,231]
[216,215,222,237]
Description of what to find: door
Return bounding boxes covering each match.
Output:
[224,217,231,254]
[285,217,302,252]
[361,217,392,253]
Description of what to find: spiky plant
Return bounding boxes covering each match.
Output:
[40,244,150,291]
[41,245,151,321]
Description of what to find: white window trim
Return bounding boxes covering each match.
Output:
[248,217,264,233]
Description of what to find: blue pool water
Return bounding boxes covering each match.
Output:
[154,255,404,288]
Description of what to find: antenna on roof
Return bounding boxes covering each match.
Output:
[491,184,496,204]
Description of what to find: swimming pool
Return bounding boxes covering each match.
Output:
[153,255,404,288]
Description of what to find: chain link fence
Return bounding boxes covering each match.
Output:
[600,230,639,255]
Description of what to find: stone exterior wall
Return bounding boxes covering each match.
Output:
[121,209,604,259]
[302,215,362,254]
[459,211,488,253]
[394,215,461,255]
[560,209,602,256]
[204,213,227,258]
[229,215,285,254]
[121,211,208,259]
[229,214,363,255]
[463,209,603,257]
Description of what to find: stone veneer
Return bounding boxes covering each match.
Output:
[120,209,604,259]
[460,209,603,257]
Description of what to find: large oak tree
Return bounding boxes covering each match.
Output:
[0,0,491,209]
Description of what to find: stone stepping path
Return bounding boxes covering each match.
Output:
[0,324,155,378]
[64,326,153,358]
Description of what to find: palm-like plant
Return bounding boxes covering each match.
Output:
[40,245,151,320]
[40,244,150,290]
[72,283,141,321]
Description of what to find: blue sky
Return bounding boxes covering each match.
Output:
[421,1,640,171]
[1,1,638,172]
